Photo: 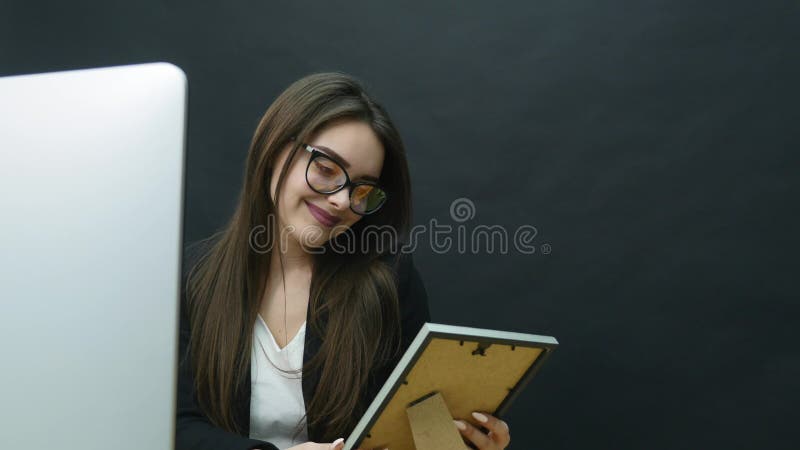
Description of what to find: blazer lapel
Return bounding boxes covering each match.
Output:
[233,371,250,436]
[301,309,324,441]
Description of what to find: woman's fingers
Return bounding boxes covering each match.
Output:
[285,441,344,450]
[471,411,511,448]
[454,418,493,449]
[453,411,511,449]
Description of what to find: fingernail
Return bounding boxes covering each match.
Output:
[472,412,488,423]
[453,419,467,430]
[502,420,509,431]
[331,437,344,449]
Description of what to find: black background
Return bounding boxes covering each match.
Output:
[3,1,798,448]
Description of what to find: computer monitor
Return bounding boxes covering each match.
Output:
[0,62,187,450]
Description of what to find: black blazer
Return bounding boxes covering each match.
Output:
[176,247,431,450]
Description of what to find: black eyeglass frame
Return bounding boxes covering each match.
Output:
[302,143,387,216]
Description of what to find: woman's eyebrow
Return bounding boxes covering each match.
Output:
[314,145,351,169]
[314,144,380,183]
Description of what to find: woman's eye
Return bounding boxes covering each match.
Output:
[314,161,336,175]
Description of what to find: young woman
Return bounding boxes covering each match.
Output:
[177,73,512,450]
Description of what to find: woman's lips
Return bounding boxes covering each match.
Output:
[305,201,342,227]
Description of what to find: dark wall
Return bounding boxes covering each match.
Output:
[3,1,798,449]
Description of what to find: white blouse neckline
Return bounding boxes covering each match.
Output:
[256,314,307,354]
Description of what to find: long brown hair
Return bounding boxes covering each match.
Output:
[185,72,412,441]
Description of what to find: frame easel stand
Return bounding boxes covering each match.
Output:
[405,392,470,450]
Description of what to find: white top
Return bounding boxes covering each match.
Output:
[250,315,309,450]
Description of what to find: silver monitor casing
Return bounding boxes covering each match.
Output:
[0,62,187,450]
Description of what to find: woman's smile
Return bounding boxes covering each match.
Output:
[305,200,342,227]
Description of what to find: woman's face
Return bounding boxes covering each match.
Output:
[269,119,385,250]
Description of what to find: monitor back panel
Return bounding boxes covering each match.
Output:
[0,63,187,450]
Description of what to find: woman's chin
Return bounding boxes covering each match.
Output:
[288,226,331,251]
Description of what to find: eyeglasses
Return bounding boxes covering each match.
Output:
[302,144,387,215]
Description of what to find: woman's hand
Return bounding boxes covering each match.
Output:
[284,438,386,450]
[453,411,511,450]
[285,437,347,450]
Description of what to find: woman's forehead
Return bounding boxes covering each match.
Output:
[310,120,385,176]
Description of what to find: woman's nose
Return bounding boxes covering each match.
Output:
[327,187,351,211]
